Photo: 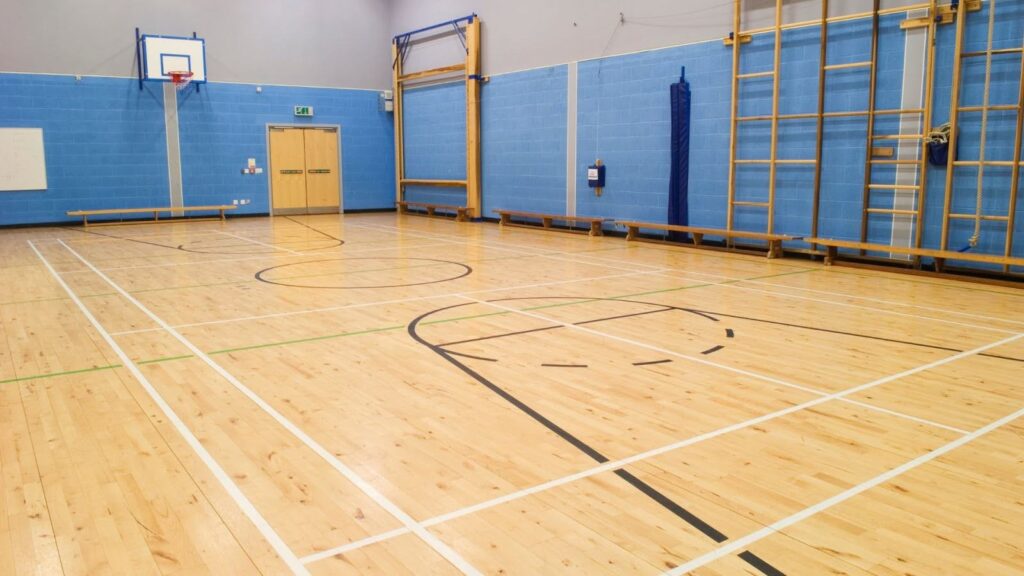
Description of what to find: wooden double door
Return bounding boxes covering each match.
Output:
[269,126,341,214]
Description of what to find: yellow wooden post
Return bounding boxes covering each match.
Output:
[392,39,405,207]
[465,17,483,219]
[940,0,967,250]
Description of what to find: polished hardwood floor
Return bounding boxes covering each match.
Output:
[1,213,1022,575]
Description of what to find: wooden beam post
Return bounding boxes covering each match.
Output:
[465,17,483,219]
[940,0,968,250]
[726,0,742,236]
[392,40,406,207]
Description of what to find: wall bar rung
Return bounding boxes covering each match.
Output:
[868,183,921,190]
[953,160,1021,166]
[776,159,818,164]
[400,179,468,187]
[732,200,770,207]
[398,63,466,83]
[824,61,872,70]
[870,159,921,165]
[822,108,924,119]
[866,208,919,215]
[871,134,924,140]
[737,70,775,79]
[961,47,1024,58]
[948,213,1011,221]
[957,104,1019,112]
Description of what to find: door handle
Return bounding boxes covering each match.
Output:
[279,169,304,174]
[307,169,331,174]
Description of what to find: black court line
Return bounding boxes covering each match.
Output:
[254,257,472,289]
[407,297,781,575]
[738,551,787,576]
[541,363,588,368]
[70,226,342,255]
[701,345,725,355]
[445,350,498,362]
[633,359,673,366]
[696,307,1024,364]
[726,328,735,338]
[283,216,347,250]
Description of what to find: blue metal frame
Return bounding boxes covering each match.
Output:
[137,30,207,92]
[392,13,476,66]
[393,14,475,42]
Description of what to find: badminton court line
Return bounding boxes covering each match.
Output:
[652,270,1018,336]
[28,240,310,576]
[216,231,305,256]
[88,240,456,273]
[663,398,1024,575]
[56,239,483,576]
[547,245,1024,329]
[109,257,676,336]
[301,324,1022,565]
[460,295,979,433]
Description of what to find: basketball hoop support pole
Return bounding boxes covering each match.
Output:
[135,27,143,91]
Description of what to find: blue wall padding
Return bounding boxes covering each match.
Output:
[668,67,691,241]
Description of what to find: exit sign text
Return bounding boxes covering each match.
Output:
[294,106,314,117]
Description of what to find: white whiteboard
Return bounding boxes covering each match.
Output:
[0,128,47,192]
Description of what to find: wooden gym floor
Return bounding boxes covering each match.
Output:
[1,212,1022,575]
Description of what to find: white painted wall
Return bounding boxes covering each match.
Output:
[0,0,393,89]
[390,0,925,76]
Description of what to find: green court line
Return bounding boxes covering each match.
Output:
[2,268,818,383]
[0,363,123,385]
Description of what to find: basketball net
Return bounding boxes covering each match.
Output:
[168,71,194,92]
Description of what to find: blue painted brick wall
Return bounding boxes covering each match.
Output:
[481,66,568,217]
[0,73,394,225]
[178,83,393,213]
[0,74,169,225]
[402,82,467,206]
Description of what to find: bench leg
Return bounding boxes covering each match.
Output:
[934,257,946,273]
[767,240,780,259]
[154,211,159,222]
[426,207,435,217]
[824,246,837,266]
[220,209,226,222]
[542,217,552,229]
[499,213,510,227]
[590,221,602,237]
[626,226,637,241]
[692,233,703,246]
[457,209,467,222]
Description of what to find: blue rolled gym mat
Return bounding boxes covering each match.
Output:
[668,67,691,243]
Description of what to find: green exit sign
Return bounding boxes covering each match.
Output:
[294,106,314,117]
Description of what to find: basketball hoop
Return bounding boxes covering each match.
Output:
[168,70,194,91]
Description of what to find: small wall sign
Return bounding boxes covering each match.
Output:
[294,106,314,117]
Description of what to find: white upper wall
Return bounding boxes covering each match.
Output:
[0,0,393,89]
[0,0,929,88]
[389,0,926,76]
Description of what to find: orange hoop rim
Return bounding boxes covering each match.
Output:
[167,70,194,85]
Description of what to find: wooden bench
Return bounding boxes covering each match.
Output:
[618,221,799,259]
[807,237,1024,271]
[397,201,469,222]
[494,210,608,237]
[66,205,236,227]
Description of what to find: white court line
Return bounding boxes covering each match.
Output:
[460,295,974,433]
[543,246,1024,328]
[88,240,457,273]
[652,270,1019,336]
[674,267,1024,328]
[28,241,309,576]
[109,255,675,336]
[663,399,1024,575]
[56,239,482,576]
[217,231,305,256]
[302,329,1021,565]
